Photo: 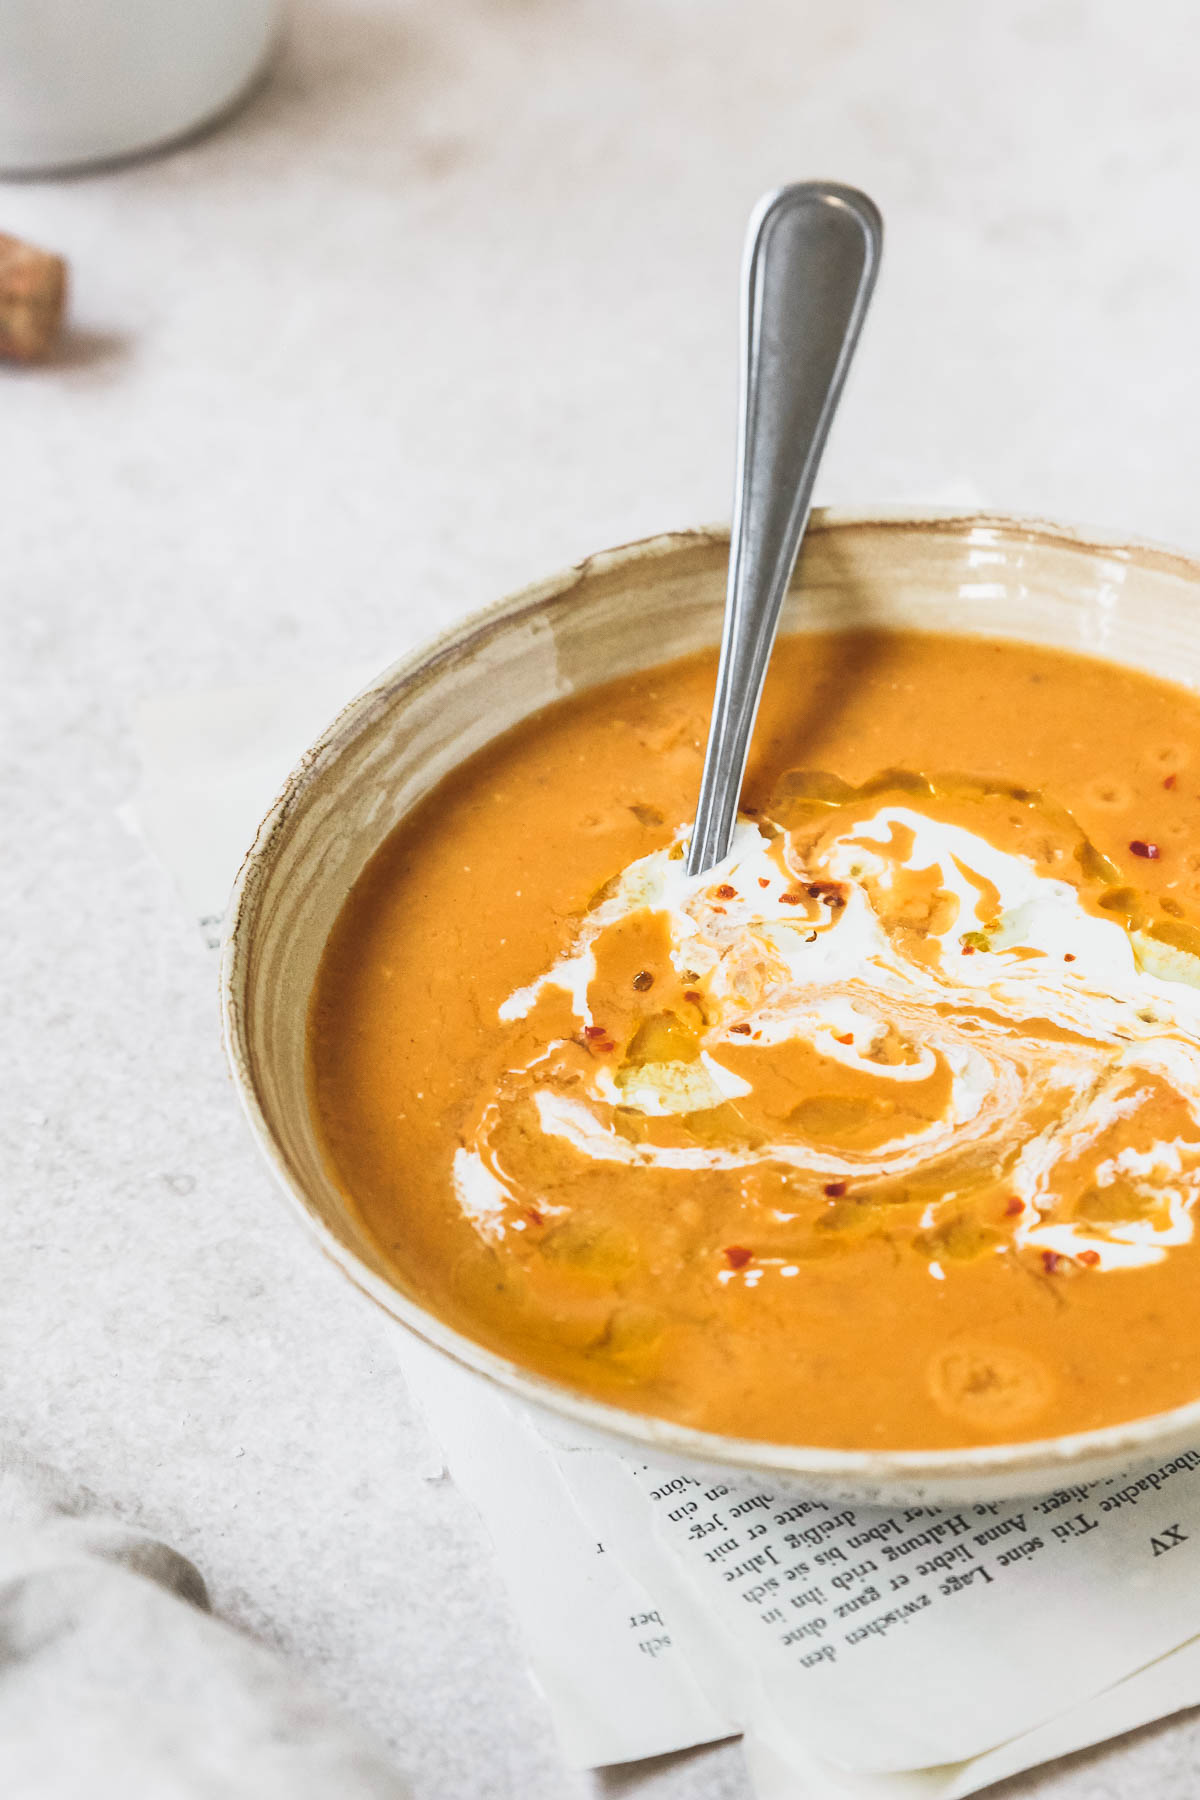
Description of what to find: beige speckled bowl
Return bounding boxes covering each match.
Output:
[222,510,1200,1504]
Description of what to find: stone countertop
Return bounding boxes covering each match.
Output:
[4,1,1200,1794]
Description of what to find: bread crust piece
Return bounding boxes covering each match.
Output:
[0,232,66,361]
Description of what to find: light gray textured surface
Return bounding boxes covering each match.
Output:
[3,1,1200,1794]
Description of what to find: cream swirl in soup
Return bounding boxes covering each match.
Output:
[460,779,1200,1282]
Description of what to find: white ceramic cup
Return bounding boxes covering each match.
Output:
[0,0,283,175]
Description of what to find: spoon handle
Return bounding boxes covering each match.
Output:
[686,182,882,876]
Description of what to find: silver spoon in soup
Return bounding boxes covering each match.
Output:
[686,181,882,877]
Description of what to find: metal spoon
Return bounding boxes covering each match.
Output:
[686,182,882,876]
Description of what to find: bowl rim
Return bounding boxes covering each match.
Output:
[220,506,1200,1487]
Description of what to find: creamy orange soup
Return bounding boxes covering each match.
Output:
[309,631,1200,1450]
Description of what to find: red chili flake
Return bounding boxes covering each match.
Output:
[1004,1196,1024,1217]
[962,943,976,955]
[715,883,737,900]
[1130,840,1161,859]
[824,1180,847,1198]
[1078,1249,1101,1267]
[834,1031,854,1045]
[758,877,771,889]
[723,1245,753,1269]
[1164,774,1178,790]
[1063,953,1077,962]
[684,989,703,1004]
[526,1206,544,1227]
[631,970,654,991]
[1041,1250,1064,1274]
[583,1025,607,1040]
[730,1022,752,1035]
[779,890,805,905]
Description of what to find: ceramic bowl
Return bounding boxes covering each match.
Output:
[222,510,1200,1504]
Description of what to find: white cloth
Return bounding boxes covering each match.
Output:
[0,1447,410,1800]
